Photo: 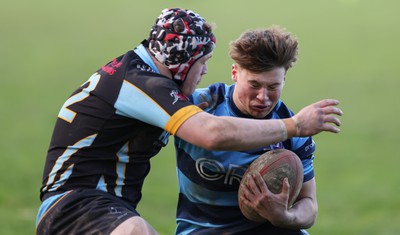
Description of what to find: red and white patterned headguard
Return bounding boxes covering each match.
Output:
[148,8,216,84]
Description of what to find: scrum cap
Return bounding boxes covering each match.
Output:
[148,8,216,83]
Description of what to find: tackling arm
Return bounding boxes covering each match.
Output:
[176,99,342,151]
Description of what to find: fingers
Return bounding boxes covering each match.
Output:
[314,99,343,115]
[247,173,264,194]
[322,105,343,115]
[295,99,343,136]
[315,99,340,108]
[243,173,269,199]
[323,114,342,126]
[321,103,343,132]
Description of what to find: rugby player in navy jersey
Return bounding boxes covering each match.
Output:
[174,26,330,235]
[36,8,342,235]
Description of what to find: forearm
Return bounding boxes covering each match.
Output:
[279,196,318,229]
[208,116,297,150]
[176,112,295,151]
[269,179,318,229]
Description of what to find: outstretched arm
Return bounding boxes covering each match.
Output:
[176,99,342,151]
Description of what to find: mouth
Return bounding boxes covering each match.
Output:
[253,105,271,112]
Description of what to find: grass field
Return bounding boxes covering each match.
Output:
[1,0,400,234]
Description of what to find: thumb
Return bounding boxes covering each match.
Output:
[197,101,209,110]
[281,177,290,196]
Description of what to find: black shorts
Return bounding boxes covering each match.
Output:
[234,223,309,235]
[190,223,309,235]
[36,188,140,235]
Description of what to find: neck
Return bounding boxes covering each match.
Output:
[145,48,173,79]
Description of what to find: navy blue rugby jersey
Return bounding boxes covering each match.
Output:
[174,83,316,234]
[40,44,202,208]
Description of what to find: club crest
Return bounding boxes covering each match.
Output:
[170,90,188,104]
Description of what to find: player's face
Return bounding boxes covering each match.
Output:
[232,64,285,118]
[181,53,213,96]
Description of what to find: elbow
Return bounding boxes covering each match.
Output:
[285,196,318,230]
[303,215,317,229]
[304,203,318,229]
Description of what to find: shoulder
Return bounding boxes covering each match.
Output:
[97,50,155,79]
[116,50,176,91]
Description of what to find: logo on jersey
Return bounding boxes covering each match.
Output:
[195,158,247,186]
[241,143,284,155]
[136,64,154,72]
[263,143,283,151]
[304,141,315,153]
[170,90,188,104]
[101,58,122,75]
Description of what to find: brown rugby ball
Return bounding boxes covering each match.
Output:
[238,149,303,222]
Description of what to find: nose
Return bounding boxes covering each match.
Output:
[256,88,268,102]
[201,64,208,75]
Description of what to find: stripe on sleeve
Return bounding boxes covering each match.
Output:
[165,105,203,135]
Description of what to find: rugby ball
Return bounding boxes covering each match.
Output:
[238,149,303,222]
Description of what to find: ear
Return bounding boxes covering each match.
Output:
[231,64,238,82]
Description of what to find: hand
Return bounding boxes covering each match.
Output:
[197,92,218,110]
[241,172,293,227]
[293,99,343,137]
[197,101,209,110]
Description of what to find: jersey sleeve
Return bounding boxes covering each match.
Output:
[291,137,316,182]
[114,70,202,135]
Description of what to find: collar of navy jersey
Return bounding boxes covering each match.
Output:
[134,44,160,74]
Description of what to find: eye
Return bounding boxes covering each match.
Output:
[249,81,261,89]
[268,84,281,90]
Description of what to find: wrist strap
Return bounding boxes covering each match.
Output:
[282,118,298,138]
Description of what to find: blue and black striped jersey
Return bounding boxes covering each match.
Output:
[39,45,202,209]
[174,83,316,234]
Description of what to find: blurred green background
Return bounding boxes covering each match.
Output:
[1,0,399,234]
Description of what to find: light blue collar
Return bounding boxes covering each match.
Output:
[134,44,160,73]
